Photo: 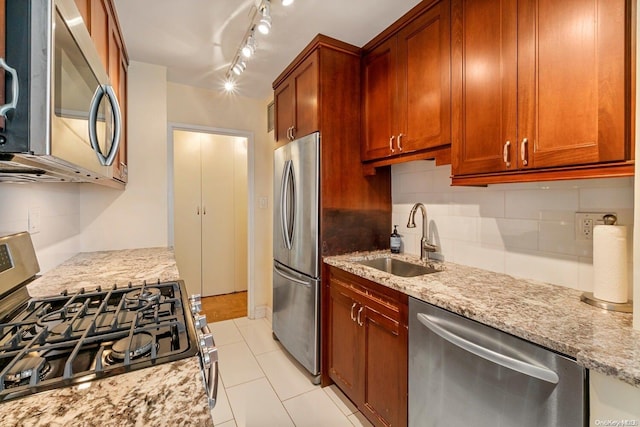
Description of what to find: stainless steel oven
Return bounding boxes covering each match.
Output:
[0,0,122,185]
[0,231,218,408]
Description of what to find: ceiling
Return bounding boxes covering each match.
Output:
[112,0,422,99]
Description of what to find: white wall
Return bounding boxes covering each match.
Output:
[392,161,634,295]
[166,83,273,314]
[79,62,170,251]
[0,183,81,272]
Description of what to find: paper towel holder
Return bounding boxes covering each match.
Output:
[580,212,632,313]
[580,292,632,313]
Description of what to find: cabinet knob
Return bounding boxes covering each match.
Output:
[398,133,404,152]
[389,136,396,153]
[503,141,511,167]
[521,138,528,166]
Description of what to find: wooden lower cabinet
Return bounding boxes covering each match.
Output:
[325,265,408,427]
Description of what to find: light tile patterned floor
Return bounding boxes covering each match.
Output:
[208,317,374,427]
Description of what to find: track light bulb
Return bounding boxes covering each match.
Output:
[224,79,236,92]
[232,60,246,75]
[258,1,272,35]
[242,32,256,58]
[282,0,293,5]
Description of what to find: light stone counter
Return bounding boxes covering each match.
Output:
[324,250,640,388]
[1,248,213,427]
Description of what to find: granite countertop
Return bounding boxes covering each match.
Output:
[324,250,640,388]
[1,248,213,427]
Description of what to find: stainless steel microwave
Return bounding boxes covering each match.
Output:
[0,0,123,187]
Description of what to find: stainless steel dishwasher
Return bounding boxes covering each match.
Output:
[408,297,587,427]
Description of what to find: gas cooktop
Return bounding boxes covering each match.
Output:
[0,279,198,402]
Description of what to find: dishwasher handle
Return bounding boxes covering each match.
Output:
[417,313,559,384]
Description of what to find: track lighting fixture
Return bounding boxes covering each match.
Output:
[224,0,295,91]
[258,0,272,35]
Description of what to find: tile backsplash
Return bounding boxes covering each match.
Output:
[392,161,634,294]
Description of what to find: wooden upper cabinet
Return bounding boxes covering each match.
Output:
[274,50,319,145]
[362,38,396,160]
[362,0,452,163]
[90,0,109,70]
[74,0,91,28]
[1,0,6,130]
[452,0,632,182]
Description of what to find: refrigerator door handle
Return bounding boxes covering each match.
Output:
[281,159,295,250]
[274,264,311,287]
[417,313,560,384]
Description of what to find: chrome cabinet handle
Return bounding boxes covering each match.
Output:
[417,313,559,384]
[350,302,357,321]
[389,135,395,153]
[521,138,528,166]
[357,306,364,326]
[398,133,404,151]
[503,140,511,167]
[0,57,19,118]
[290,126,295,140]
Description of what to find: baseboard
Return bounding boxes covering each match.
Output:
[251,304,271,321]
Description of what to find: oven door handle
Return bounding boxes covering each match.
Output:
[417,313,559,384]
[201,325,219,408]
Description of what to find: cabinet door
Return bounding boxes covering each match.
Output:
[361,304,407,427]
[90,0,110,70]
[327,280,363,403]
[362,38,396,161]
[292,50,319,140]
[108,16,127,182]
[451,0,518,176]
[517,0,627,169]
[274,78,294,144]
[74,0,91,28]
[397,0,452,154]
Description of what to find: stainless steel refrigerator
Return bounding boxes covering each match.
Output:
[273,132,320,380]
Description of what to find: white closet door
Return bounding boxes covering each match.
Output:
[173,130,203,297]
[201,133,236,296]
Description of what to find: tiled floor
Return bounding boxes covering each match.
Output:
[208,317,374,427]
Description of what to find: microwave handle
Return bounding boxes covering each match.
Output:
[88,85,122,166]
[0,57,19,118]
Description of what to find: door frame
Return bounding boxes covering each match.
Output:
[167,122,256,319]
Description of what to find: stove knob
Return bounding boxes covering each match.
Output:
[189,294,202,313]
[199,333,214,349]
[194,314,208,330]
[202,346,218,368]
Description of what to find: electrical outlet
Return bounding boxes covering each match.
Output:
[575,212,616,241]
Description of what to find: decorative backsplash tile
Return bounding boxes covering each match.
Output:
[392,161,634,293]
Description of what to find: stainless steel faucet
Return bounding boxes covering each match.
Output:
[407,203,437,261]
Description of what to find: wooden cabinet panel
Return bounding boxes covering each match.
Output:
[362,39,396,161]
[328,282,362,401]
[74,0,91,29]
[90,0,109,70]
[274,50,318,145]
[397,0,451,154]
[517,0,627,169]
[452,0,631,183]
[1,0,6,130]
[362,305,407,427]
[326,266,407,427]
[451,0,517,175]
[362,0,452,164]
[274,80,294,144]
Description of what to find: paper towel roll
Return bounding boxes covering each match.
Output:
[593,224,629,303]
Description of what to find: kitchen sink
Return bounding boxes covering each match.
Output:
[357,257,441,277]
